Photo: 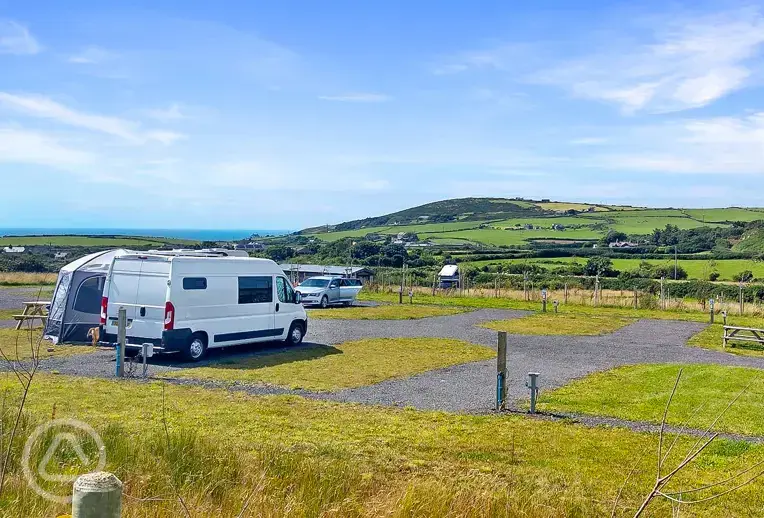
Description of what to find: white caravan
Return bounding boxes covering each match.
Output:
[100,254,307,361]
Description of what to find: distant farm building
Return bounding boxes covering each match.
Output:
[235,241,265,251]
[438,265,460,289]
[609,240,639,249]
[2,246,25,253]
[280,264,373,284]
[54,252,69,259]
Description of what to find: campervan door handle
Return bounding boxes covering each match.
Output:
[275,303,280,312]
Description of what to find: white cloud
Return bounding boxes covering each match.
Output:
[437,8,764,113]
[318,93,391,103]
[210,160,389,192]
[534,9,764,113]
[592,112,764,174]
[145,103,186,122]
[0,20,41,55]
[0,128,93,167]
[570,137,608,145]
[0,92,185,145]
[68,46,114,64]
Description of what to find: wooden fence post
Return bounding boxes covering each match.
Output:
[496,332,507,410]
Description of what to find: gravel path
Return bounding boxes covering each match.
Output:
[0,287,49,310]
[17,310,764,414]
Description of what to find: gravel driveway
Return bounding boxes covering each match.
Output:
[18,309,764,413]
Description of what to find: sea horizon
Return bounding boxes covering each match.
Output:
[0,227,293,241]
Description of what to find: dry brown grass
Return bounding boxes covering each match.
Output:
[0,272,57,286]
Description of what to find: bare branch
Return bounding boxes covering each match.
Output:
[658,369,682,477]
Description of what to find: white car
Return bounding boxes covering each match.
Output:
[295,276,363,308]
[100,254,307,361]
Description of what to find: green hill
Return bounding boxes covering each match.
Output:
[733,225,764,253]
[301,198,764,248]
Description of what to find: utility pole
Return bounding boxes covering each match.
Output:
[674,245,678,280]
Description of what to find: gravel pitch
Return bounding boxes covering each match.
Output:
[0,287,50,328]
[14,309,764,415]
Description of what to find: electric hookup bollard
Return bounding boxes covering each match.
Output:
[541,289,547,312]
[526,372,540,414]
[553,300,559,313]
[408,289,414,304]
[722,310,728,327]
[710,298,715,324]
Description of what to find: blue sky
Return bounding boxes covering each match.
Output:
[1,1,764,230]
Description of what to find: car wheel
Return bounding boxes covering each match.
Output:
[182,333,207,362]
[320,296,329,308]
[286,322,304,345]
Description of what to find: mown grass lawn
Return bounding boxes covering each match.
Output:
[163,338,494,390]
[2,374,764,517]
[688,316,764,356]
[539,364,764,437]
[359,291,711,323]
[482,312,635,335]
[0,328,95,360]
[309,305,466,320]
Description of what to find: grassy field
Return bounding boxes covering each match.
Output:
[482,312,635,335]
[359,291,717,321]
[0,235,198,246]
[535,201,608,212]
[163,338,494,390]
[3,374,764,516]
[0,328,94,360]
[309,305,466,320]
[0,272,58,286]
[539,364,764,437]
[465,256,764,281]
[305,203,763,247]
[682,208,764,222]
[419,228,602,246]
[688,315,764,356]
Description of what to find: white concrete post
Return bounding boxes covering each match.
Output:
[72,472,122,518]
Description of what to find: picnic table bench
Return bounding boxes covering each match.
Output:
[13,301,49,330]
[723,326,764,349]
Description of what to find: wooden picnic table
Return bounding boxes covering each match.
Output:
[723,325,764,349]
[14,301,50,330]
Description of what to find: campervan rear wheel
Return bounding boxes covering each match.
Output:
[183,333,208,362]
[286,322,304,345]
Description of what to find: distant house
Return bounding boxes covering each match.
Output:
[552,224,565,231]
[438,265,460,289]
[523,224,534,230]
[235,241,265,251]
[280,264,373,284]
[609,240,639,249]
[54,252,69,259]
[2,246,25,253]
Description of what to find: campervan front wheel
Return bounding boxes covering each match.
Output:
[286,322,304,345]
[183,333,208,362]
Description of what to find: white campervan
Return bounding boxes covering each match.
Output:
[100,254,307,361]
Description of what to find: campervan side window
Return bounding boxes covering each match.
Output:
[238,276,273,304]
[183,277,207,290]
